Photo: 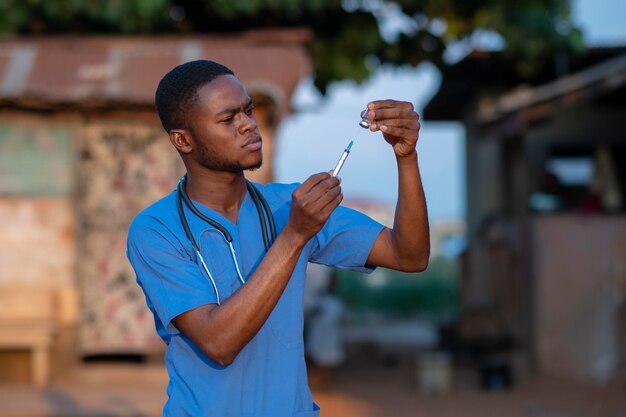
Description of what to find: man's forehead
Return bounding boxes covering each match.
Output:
[197,75,249,107]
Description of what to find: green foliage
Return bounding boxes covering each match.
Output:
[310,11,385,92]
[0,0,170,33]
[334,256,459,317]
[0,0,584,91]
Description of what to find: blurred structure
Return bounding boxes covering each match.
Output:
[425,46,626,385]
[305,267,345,390]
[0,31,311,385]
[323,198,458,391]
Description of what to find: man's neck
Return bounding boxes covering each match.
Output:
[184,169,247,223]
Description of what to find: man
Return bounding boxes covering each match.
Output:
[127,59,429,417]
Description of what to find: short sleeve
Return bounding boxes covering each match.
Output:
[309,206,385,273]
[127,217,218,335]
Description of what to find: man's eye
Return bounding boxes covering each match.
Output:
[246,106,254,115]
[221,116,234,123]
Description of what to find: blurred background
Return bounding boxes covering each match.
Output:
[0,0,625,416]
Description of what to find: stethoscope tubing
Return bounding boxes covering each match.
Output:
[176,174,276,304]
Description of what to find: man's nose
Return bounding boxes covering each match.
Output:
[239,113,257,133]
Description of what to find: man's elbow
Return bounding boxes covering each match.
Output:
[201,341,237,367]
[414,256,429,272]
[212,354,236,367]
[402,258,429,272]
[399,249,430,272]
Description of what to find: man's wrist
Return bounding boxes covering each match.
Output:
[395,149,418,162]
[279,224,311,250]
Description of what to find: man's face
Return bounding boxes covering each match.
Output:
[185,75,262,172]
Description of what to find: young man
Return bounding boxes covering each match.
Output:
[127,60,429,417]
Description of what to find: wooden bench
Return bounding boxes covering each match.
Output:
[0,287,58,387]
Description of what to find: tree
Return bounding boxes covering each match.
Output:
[0,0,584,92]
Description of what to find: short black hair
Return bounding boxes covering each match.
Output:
[155,60,235,132]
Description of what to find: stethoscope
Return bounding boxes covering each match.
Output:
[176,174,277,304]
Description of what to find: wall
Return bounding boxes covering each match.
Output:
[532,215,626,383]
[0,114,78,379]
[0,96,279,377]
[76,118,182,354]
[0,116,75,287]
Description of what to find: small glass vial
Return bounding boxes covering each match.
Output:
[359,108,371,128]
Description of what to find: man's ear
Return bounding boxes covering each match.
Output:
[169,130,192,154]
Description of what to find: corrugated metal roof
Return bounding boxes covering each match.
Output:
[423,46,626,122]
[478,52,626,123]
[0,29,312,109]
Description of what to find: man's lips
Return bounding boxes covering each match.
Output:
[243,137,262,151]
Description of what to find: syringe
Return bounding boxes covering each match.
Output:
[331,140,354,177]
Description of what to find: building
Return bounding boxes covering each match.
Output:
[0,32,311,385]
[424,47,626,383]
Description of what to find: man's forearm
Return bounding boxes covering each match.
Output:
[392,150,430,271]
[173,229,308,366]
[367,151,430,271]
[173,173,343,366]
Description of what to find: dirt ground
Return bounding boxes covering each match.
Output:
[312,364,626,417]
[0,361,624,417]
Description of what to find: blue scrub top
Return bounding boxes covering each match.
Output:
[127,182,384,417]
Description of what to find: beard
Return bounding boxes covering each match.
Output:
[196,140,263,172]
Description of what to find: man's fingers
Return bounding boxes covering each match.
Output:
[298,172,332,193]
[289,175,343,239]
[312,188,344,224]
[367,100,414,111]
[313,182,343,211]
[370,117,420,131]
[309,175,340,196]
[296,177,341,209]
[366,107,419,124]
[293,174,340,210]
[377,125,419,140]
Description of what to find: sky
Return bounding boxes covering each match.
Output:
[274,0,626,222]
